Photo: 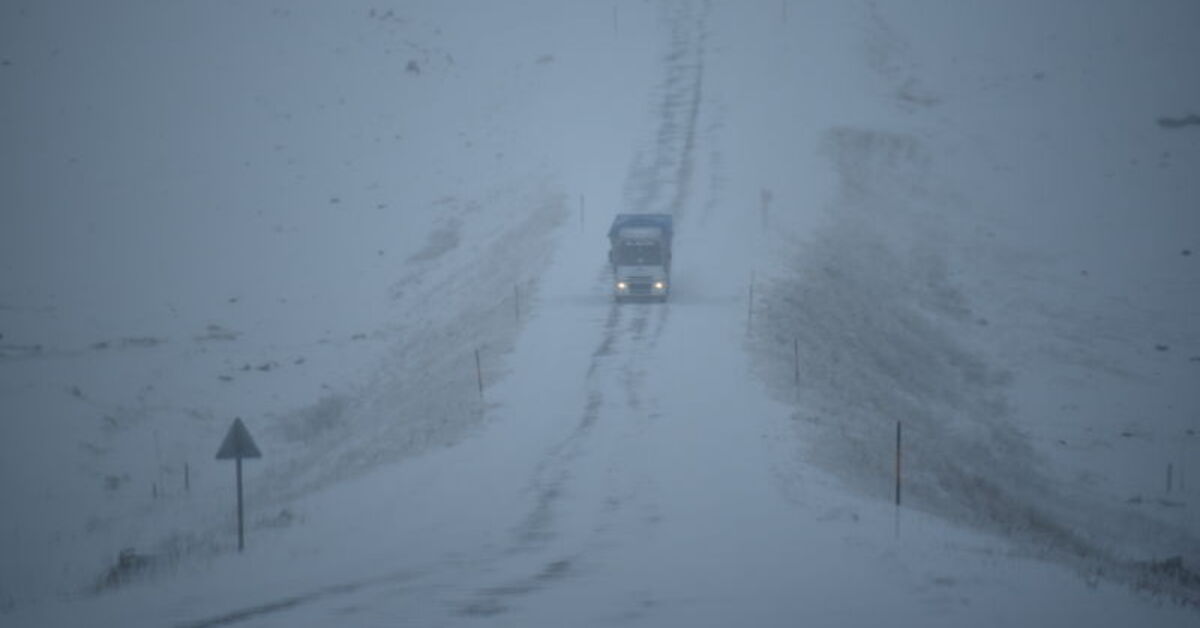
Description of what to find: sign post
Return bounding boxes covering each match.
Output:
[895,421,902,506]
[215,417,262,552]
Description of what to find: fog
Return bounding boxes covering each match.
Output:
[1,1,1198,626]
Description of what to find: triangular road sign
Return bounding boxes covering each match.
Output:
[215,417,262,460]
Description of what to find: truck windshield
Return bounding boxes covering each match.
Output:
[614,241,663,265]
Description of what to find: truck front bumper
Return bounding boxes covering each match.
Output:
[615,279,669,301]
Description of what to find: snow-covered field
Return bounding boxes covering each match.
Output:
[1,1,1197,626]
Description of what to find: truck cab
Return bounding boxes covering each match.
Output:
[608,214,673,302]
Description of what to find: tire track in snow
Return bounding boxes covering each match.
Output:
[507,0,709,552]
[623,0,708,222]
[452,1,712,617]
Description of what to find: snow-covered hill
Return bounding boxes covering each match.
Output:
[1,1,1197,626]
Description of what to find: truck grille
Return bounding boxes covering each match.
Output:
[626,277,655,294]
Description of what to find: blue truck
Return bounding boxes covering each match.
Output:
[607,213,673,302]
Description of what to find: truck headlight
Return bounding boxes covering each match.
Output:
[616,281,628,291]
[653,281,666,291]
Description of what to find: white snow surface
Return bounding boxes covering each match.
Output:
[2,1,1198,626]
